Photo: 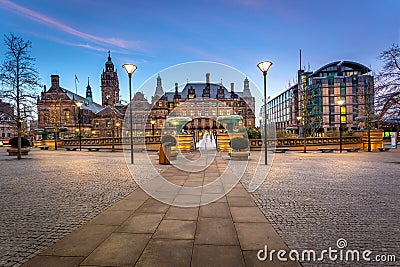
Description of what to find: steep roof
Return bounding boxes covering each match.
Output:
[164,82,235,102]
[61,88,103,113]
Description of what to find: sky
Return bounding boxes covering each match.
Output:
[0,0,399,107]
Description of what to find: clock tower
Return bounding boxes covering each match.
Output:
[101,51,120,106]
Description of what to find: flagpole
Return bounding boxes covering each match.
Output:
[75,75,79,94]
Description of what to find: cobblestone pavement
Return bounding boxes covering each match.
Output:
[0,148,138,266]
[1,147,399,266]
[251,150,400,266]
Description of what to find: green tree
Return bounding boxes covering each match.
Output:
[0,34,40,159]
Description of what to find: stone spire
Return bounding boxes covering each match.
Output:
[86,77,93,104]
[154,74,164,97]
[243,76,252,97]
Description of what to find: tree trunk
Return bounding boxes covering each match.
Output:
[17,121,22,159]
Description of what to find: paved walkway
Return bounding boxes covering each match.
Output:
[23,151,300,267]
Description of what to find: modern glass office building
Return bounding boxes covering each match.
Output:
[267,61,374,136]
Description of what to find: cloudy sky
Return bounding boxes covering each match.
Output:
[0,0,399,104]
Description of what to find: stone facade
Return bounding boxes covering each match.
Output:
[149,73,256,141]
[0,99,16,140]
[36,54,257,140]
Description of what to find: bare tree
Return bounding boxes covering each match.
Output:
[0,34,40,159]
[374,43,400,120]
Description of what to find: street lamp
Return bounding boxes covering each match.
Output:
[75,100,84,151]
[257,61,273,165]
[337,99,345,153]
[115,121,121,138]
[150,119,156,136]
[296,116,302,135]
[122,64,137,164]
[296,115,307,153]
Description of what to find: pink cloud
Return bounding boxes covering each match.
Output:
[0,0,145,51]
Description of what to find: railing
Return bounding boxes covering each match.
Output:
[249,137,363,151]
[38,135,365,152]
[61,136,161,150]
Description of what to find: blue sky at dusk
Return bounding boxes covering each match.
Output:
[0,0,399,105]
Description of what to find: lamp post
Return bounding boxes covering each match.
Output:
[257,61,273,165]
[115,121,121,137]
[150,119,156,136]
[337,99,345,153]
[75,100,83,151]
[122,64,137,164]
[296,115,302,136]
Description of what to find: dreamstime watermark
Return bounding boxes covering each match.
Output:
[122,61,276,207]
[257,238,397,263]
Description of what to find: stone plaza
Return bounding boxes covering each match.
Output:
[0,147,398,266]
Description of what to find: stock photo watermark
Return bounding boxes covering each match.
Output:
[257,238,396,263]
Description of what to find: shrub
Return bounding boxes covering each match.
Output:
[9,137,30,148]
[230,137,249,151]
[246,128,261,139]
[161,135,177,146]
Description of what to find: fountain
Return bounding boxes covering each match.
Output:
[216,115,244,152]
[165,117,194,152]
[216,115,243,133]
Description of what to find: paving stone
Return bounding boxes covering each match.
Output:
[123,189,150,202]
[227,196,257,207]
[195,218,239,245]
[116,213,164,234]
[135,198,170,214]
[191,245,245,267]
[153,220,197,240]
[136,239,193,267]
[87,210,132,225]
[230,207,268,223]
[40,224,117,257]
[164,206,199,221]
[227,188,250,197]
[242,250,301,267]
[20,255,84,267]
[235,222,290,251]
[80,233,151,266]
[199,202,231,218]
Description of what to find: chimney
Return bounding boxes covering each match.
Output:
[206,73,210,84]
[43,85,47,92]
[175,83,179,95]
[51,75,60,88]
[230,82,234,93]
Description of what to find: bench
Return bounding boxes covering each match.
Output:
[7,148,30,156]
[87,148,100,151]
[344,147,359,152]
[378,147,390,152]
[65,147,78,151]
[39,146,49,150]
[318,148,335,153]
[229,151,250,161]
[272,148,289,153]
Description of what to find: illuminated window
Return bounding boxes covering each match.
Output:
[65,111,70,122]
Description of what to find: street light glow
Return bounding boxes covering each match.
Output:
[257,61,273,73]
[122,64,137,76]
[75,101,84,108]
